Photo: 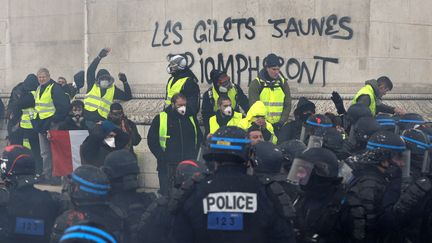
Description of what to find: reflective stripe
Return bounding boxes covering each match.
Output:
[35,83,56,119]
[165,77,188,105]
[159,111,197,151]
[84,84,115,119]
[37,109,56,114]
[20,120,32,124]
[35,102,54,107]
[267,112,283,117]
[263,102,284,106]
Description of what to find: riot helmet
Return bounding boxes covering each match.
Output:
[278,139,307,172]
[300,114,333,144]
[287,148,340,186]
[203,126,251,164]
[174,160,207,187]
[102,149,140,191]
[67,165,111,206]
[322,127,351,160]
[349,117,381,147]
[166,55,187,74]
[401,129,431,175]
[344,104,372,131]
[397,113,425,132]
[251,141,284,174]
[60,221,117,243]
[1,145,36,184]
[375,113,397,133]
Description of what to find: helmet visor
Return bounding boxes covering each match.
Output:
[287,158,314,185]
[307,135,323,148]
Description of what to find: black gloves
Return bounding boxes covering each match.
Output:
[98,48,111,59]
[394,177,432,215]
[118,73,127,83]
[331,91,346,115]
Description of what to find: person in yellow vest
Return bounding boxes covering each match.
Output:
[238,101,277,144]
[248,53,292,135]
[84,48,132,128]
[33,68,70,183]
[165,55,200,116]
[352,76,405,117]
[147,93,202,195]
[202,69,249,134]
[206,95,243,137]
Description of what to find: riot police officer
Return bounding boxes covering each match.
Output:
[103,149,155,243]
[344,116,381,156]
[0,145,61,243]
[59,221,117,243]
[345,131,432,242]
[50,165,125,243]
[171,126,296,243]
[396,113,426,133]
[288,148,361,242]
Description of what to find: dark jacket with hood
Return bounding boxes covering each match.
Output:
[278,97,315,144]
[147,106,202,167]
[7,74,39,132]
[356,79,396,114]
[202,71,249,133]
[28,79,70,133]
[166,69,200,116]
[85,57,132,122]
[248,69,292,124]
[80,124,130,167]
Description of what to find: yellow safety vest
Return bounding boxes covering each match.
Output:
[84,84,115,119]
[23,138,31,149]
[34,83,56,120]
[159,111,198,151]
[257,78,285,124]
[165,77,188,105]
[211,86,237,112]
[20,91,36,129]
[352,84,376,116]
[209,111,242,134]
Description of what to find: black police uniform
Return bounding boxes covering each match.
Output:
[171,126,296,243]
[50,165,125,243]
[0,145,62,243]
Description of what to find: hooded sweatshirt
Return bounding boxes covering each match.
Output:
[239,101,277,144]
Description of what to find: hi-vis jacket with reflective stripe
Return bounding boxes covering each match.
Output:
[34,83,56,120]
[20,91,36,129]
[165,77,188,105]
[352,84,377,116]
[209,111,242,134]
[159,111,198,151]
[84,84,115,119]
[257,77,285,124]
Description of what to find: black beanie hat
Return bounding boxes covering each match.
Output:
[96,69,111,79]
[264,53,282,68]
[110,103,123,112]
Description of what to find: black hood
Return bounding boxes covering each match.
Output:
[23,74,39,91]
[294,97,315,117]
[96,69,111,79]
[365,79,380,97]
[172,68,198,82]
[210,69,225,87]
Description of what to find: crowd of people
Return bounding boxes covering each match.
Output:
[0,47,431,243]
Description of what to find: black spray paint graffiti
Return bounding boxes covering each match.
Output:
[154,15,351,86]
[167,49,339,87]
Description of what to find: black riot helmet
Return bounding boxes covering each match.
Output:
[102,149,140,191]
[251,141,284,174]
[287,148,340,186]
[397,113,425,132]
[1,145,35,181]
[375,113,397,133]
[67,165,111,206]
[174,160,207,187]
[401,129,430,156]
[344,104,372,131]
[203,126,251,164]
[322,127,351,160]
[278,140,307,171]
[350,117,382,145]
[300,114,333,143]
[366,130,406,164]
[60,221,117,243]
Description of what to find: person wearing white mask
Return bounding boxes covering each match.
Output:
[80,120,130,167]
[147,93,202,195]
[206,95,243,137]
[202,69,249,134]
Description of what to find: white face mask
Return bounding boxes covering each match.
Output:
[219,86,228,93]
[99,80,111,89]
[177,106,186,115]
[104,137,116,148]
[222,106,232,116]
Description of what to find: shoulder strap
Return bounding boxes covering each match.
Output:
[259,176,296,219]
[168,172,209,213]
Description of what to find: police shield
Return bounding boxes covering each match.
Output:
[421,149,431,175]
[307,135,323,148]
[401,150,411,179]
[300,125,306,143]
[287,158,314,185]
